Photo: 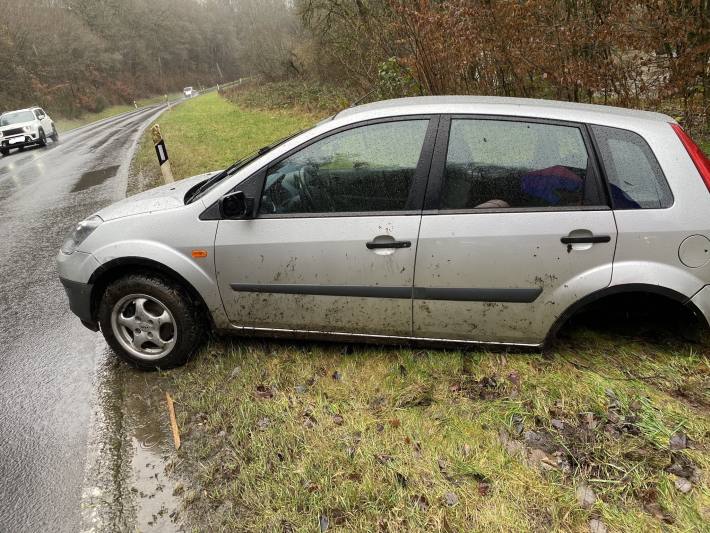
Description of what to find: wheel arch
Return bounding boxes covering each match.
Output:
[545,283,708,344]
[88,256,215,329]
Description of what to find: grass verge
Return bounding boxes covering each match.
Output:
[163,329,708,532]
[130,91,321,187]
[124,85,709,531]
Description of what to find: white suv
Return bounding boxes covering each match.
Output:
[0,107,58,156]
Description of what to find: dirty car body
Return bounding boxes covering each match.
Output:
[57,96,710,368]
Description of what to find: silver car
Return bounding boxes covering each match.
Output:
[57,96,710,368]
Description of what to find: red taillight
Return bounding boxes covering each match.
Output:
[671,123,710,192]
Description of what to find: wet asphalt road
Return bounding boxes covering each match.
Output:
[0,105,167,532]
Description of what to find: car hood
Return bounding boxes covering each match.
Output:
[96,170,219,221]
[0,120,36,132]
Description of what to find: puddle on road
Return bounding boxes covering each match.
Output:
[82,359,184,532]
[71,165,120,192]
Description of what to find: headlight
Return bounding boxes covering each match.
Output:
[61,215,103,254]
[22,125,33,133]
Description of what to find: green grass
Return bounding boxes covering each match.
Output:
[164,331,709,532]
[55,92,182,132]
[699,138,710,158]
[131,91,321,185]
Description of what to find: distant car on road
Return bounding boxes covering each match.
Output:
[183,86,196,98]
[57,96,710,369]
[0,107,58,156]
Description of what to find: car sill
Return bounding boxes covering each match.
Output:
[226,325,541,348]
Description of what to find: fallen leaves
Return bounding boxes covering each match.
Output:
[639,488,674,524]
[669,431,689,450]
[375,453,394,464]
[443,492,459,507]
[673,475,693,494]
[411,494,429,511]
[589,517,607,533]
[451,374,502,400]
[576,483,597,509]
[254,384,275,400]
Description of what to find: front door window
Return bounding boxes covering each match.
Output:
[260,120,429,215]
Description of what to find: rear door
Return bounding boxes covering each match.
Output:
[34,108,51,133]
[413,116,617,345]
[214,116,438,337]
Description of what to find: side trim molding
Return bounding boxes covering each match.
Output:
[230,283,542,303]
[230,283,411,299]
[412,287,541,303]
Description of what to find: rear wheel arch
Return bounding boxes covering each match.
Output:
[545,283,707,344]
[89,257,213,329]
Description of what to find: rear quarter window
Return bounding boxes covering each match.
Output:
[590,125,673,209]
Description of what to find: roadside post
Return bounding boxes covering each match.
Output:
[151,124,175,184]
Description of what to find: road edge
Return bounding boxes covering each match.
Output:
[78,102,175,533]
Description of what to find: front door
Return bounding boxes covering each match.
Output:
[413,116,617,344]
[214,117,437,337]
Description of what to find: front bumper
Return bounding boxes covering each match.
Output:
[1,134,39,149]
[57,250,102,331]
[59,277,98,330]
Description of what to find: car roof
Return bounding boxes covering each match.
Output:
[1,107,39,115]
[334,96,674,128]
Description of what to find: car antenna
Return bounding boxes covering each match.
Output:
[349,84,381,108]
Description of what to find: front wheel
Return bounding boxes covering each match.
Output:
[98,273,205,369]
[0,147,8,157]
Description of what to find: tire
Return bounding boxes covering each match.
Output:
[38,129,47,147]
[98,273,205,369]
[0,148,8,157]
[50,125,59,143]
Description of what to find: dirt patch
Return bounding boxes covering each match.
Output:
[499,390,702,525]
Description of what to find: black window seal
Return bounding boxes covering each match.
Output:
[425,114,610,214]
[587,122,675,210]
[201,115,439,220]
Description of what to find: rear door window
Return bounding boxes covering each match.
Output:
[259,120,429,215]
[590,125,672,209]
[441,119,593,209]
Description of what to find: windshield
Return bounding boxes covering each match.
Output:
[183,87,192,92]
[0,110,35,126]
[186,125,319,204]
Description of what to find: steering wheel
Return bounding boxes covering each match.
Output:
[302,164,337,212]
[294,168,317,211]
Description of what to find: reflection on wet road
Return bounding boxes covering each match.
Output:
[0,106,167,532]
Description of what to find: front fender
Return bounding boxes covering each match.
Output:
[90,239,229,328]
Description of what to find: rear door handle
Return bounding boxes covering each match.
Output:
[366,240,411,249]
[560,235,611,244]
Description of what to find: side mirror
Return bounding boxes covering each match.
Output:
[219,190,254,219]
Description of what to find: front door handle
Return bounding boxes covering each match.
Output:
[560,235,611,245]
[366,240,411,249]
